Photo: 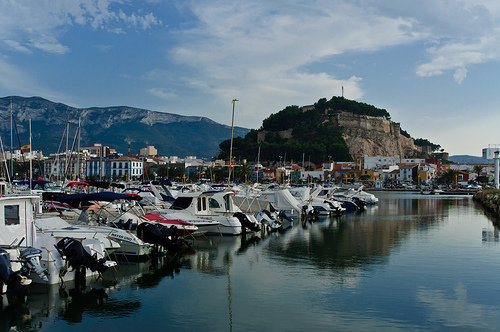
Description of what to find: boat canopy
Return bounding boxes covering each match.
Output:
[85,180,112,189]
[53,191,142,208]
[13,180,53,189]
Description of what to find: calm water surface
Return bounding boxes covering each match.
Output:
[3,192,500,331]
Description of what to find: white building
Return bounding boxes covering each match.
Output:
[86,156,143,180]
[401,158,425,165]
[398,164,418,182]
[300,171,325,181]
[483,145,500,160]
[364,155,400,170]
[109,157,143,179]
[44,153,87,180]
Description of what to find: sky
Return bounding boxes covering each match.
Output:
[1,0,500,157]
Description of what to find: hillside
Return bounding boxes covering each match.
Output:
[0,96,249,159]
[218,97,422,165]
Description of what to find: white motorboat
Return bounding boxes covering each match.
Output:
[288,186,345,215]
[0,195,116,286]
[35,216,153,259]
[162,191,261,236]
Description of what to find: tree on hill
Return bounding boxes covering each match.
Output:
[217,96,423,165]
[219,100,352,164]
[260,106,321,131]
[414,138,441,152]
[316,96,391,119]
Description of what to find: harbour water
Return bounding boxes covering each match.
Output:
[3,191,500,331]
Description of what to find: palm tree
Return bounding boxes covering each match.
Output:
[441,169,458,184]
[237,162,253,183]
[473,165,483,176]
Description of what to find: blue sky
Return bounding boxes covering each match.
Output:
[1,0,500,157]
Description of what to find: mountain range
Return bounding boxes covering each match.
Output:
[0,96,249,159]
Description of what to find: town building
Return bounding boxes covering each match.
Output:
[43,152,87,180]
[86,156,143,180]
[140,146,157,157]
[363,155,400,169]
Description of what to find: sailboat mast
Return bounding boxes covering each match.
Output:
[228,99,237,188]
[10,100,13,181]
[76,117,81,180]
[65,121,69,181]
[0,135,11,183]
[29,119,32,193]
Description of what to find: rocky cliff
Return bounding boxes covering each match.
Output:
[335,112,419,160]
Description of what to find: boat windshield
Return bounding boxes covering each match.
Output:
[170,197,193,210]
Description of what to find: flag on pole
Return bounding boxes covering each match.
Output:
[21,143,31,151]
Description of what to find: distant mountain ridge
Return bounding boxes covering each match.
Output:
[449,155,492,164]
[0,96,249,159]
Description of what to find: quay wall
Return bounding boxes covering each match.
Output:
[473,190,500,215]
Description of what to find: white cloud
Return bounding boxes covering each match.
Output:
[416,33,500,82]
[0,0,162,54]
[29,35,70,55]
[145,0,500,128]
[149,88,178,100]
[3,40,31,54]
[167,1,429,126]
[93,44,113,52]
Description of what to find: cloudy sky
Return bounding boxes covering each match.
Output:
[1,0,499,157]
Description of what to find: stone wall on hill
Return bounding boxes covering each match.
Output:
[335,112,420,160]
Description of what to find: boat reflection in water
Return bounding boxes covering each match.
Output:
[0,255,184,331]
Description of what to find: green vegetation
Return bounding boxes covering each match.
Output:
[314,97,391,119]
[414,138,441,152]
[436,169,458,184]
[217,96,445,166]
[400,128,411,138]
[218,97,389,164]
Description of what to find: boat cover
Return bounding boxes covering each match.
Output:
[53,191,142,208]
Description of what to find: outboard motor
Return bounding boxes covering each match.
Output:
[156,224,191,251]
[0,248,31,295]
[301,203,319,219]
[352,197,367,211]
[137,223,191,253]
[136,222,174,251]
[255,210,282,231]
[278,210,293,222]
[19,247,49,282]
[56,237,109,274]
[234,212,261,232]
